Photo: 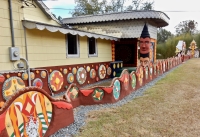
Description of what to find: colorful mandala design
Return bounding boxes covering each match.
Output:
[154,64,157,75]
[67,73,74,84]
[98,65,106,79]
[123,71,129,90]
[145,67,148,80]
[22,73,28,80]
[157,65,160,74]
[41,71,47,78]
[90,69,96,79]
[86,66,90,72]
[32,78,43,88]
[163,62,166,72]
[137,67,143,86]
[131,74,136,89]
[63,69,68,74]
[0,74,5,83]
[113,80,121,100]
[30,72,35,80]
[72,67,77,75]
[107,67,112,75]
[149,66,153,80]
[68,86,79,99]
[77,67,87,84]
[2,76,25,100]
[92,88,104,101]
[49,70,63,92]
[5,91,52,137]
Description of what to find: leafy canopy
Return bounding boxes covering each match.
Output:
[71,0,154,17]
[175,20,198,35]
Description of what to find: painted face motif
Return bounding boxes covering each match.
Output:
[140,57,150,68]
[139,37,151,54]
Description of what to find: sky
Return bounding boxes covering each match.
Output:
[43,0,200,34]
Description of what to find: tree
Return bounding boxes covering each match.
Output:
[71,0,154,17]
[175,20,198,35]
[157,28,173,44]
[140,1,154,10]
[57,16,63,22]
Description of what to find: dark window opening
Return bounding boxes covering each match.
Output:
[68,34,77,54]
[89,37,96,54]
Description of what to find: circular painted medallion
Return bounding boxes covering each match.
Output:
[72,67,77,75]
[18,73,21,77]
[77,67,87,84]
[41,71,47,78]
[2,76,25,100]
[22,73,28,80]
[131,74,136,89]
[145,67,148,80]
[163,62,166,72]
[30,72,35,80]
[107,67,112,75]
[123,71,129,90]
[32,78,43,88]
[68,86,79,99]
[63,68,68,75]
[138,67,143,86]
[49,70,63,92]
[99,65,106,79]
[86,66,90,72]
[92,88,104,101]
[149,66,153,80]
[154,64,157,75]
[113,80,121,100]
[67,73,74,84]
[90,69,96,79]
[0,74,5,83]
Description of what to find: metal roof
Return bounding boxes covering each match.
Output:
[62,10,169,27]
[71,21,158,39]
[22,20,118,41]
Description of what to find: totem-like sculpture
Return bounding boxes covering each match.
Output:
[188,40,199,58]
[139,23,151,68]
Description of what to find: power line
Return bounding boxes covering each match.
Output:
[48,8,200,12]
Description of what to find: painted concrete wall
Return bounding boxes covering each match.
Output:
[26,29,112,68]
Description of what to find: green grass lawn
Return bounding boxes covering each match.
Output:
[75,58,200,137]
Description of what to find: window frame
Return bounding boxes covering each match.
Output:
[66,34,80,58]
[88,37,98,57]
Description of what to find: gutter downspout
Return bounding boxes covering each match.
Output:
[8,0,15,47]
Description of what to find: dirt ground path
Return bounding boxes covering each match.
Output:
[76,58,200,137]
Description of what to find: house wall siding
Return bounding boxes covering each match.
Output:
[26,29,112,68]
[0,0,25,71]
[23,1,60,26]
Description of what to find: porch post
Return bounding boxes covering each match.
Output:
[111,40,115,61]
